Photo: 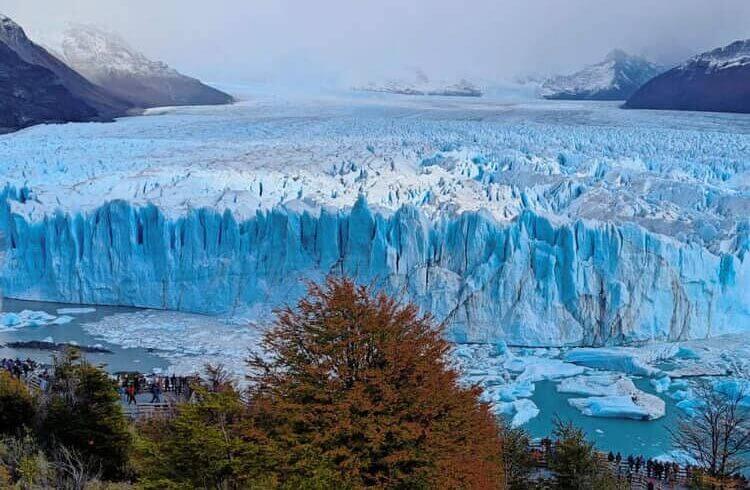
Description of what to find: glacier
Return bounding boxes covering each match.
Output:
[1,94,750,346]
[2,188,748,345]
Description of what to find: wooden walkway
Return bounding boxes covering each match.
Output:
[528,443,745,490]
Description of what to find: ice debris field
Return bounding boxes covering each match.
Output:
[1,92,750,444]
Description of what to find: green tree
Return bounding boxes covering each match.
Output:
[549,418,624,490]
[0,370,35,436]
[500,424,534,490]
[134,380,277,489]
[40,348,132,480]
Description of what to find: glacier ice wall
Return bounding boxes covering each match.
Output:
[1,187,747,346]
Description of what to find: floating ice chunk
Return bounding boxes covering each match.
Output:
[675,347,700,360]
[509,356,585,382]
[490,340,508,357]
[497,380,535,401]
[653,450,698,466]
[51,315,75,325]
[713,378,750,407]
[564,348,657,376]
[568,393,665,420]
[562,372,665,420]
[1,313,21,327]
[557,373,634,397]
[670,390,691,401]
[510,399,540,427]
[20,310,56,322]
[676,398,703,416]
[651,376,671,393]
[493,398,540,427]
[56,307,97,315]
[511,399,540,427]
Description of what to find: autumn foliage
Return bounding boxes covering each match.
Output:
[247,277,504,488]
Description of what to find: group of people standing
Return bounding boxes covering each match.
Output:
[117,372,197,405]
[606,451,748,488]
[1,357,37,378]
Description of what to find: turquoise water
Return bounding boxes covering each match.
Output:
[0,298,693,460]
[525,379,682,458]
[0,298,168,373]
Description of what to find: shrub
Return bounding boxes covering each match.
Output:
[0,370,35,435]
[40,348,132,480]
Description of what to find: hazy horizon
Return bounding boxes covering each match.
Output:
[4,0,750,89]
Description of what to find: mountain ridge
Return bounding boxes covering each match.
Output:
[541,50,664,101]
[625,39,750,113]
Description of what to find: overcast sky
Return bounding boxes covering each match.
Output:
[4,0,750,87]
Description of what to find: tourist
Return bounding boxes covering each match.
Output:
[126,384,137,405]
[150,380,162,403]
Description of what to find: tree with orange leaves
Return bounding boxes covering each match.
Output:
[247,276,504,489]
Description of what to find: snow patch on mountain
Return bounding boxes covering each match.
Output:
[355,69,482,97]
[60,24,179,80]
[541,50,663,100]
[56,24,233,108]
[684,40,750,72]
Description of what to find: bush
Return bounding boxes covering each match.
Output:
[247,277,505,488]
[500,424,534,490]
[0,370,35,435]
[135,382,279,489]
[548,418,625,490]
[40,348,132,480]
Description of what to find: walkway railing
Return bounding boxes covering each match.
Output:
[528,442,745,490]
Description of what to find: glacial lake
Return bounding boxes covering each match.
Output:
[0,298,168,374]
[526,379,682,459]
[2,297,688,459]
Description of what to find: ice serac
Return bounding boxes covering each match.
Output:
[1,190,749,346]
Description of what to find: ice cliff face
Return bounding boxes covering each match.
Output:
[2,188,747,346]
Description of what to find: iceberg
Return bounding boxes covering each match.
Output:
[557,373,634,397]
[1,313,21,327]
[650,376,671,393]
[563,348,658,376]
[495,399,540,427]
[56,307,97,315]
[569,394,665,420]
[561,373,666,420]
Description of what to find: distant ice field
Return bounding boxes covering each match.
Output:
[2,93,749,251]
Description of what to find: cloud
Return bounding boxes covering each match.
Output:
[3,0,750,86]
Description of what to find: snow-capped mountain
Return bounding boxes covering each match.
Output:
[541,50,664,100]
[58,24,233,109]
[0,39,96,132]
[0,14,132,119]
[356,69,482,97]
[625,40,750,113]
